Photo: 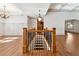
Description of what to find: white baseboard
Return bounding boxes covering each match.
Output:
[3,35,22,37]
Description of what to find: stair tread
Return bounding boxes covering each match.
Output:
[34,44,44,45]
[34,48,44,49]
[34,43,44,44]
[34,47,45,48]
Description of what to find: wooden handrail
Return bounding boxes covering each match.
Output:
[27,30,53,32]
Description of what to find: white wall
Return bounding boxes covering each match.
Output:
[0,20,4,36]
[3,16,27,36]
[44,12,79,35]
[0,22,3,36]
[1,12,79,36]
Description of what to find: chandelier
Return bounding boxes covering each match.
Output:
[0,5,9,19]
[37,10,43,21]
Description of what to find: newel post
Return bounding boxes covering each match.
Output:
[53,28,56,55]
[23,28,28,55]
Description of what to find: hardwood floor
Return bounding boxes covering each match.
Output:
[57,32,79,56]
[65,32,79,56]
[0,36,23,56]
[0,32,79,56]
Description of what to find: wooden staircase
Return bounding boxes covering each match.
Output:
[29,34,50,50]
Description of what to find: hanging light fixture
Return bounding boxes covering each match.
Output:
[37,10,43,21]
[0,5,9,19]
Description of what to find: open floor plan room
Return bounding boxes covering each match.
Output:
[0,3,79,56]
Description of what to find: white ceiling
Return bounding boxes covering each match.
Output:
[0,3,79,17]
[48,3,79,11]
[14,3,50,17]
